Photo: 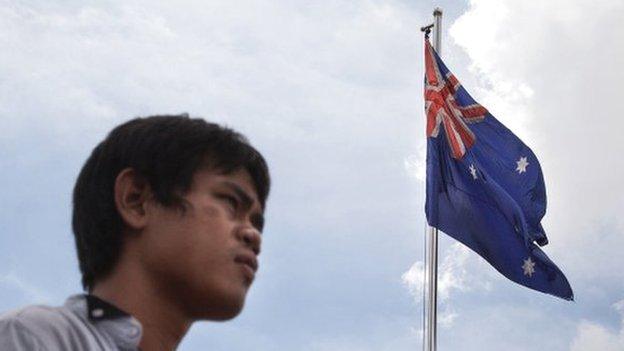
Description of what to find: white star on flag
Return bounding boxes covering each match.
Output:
[516,156,529,174]
[469,164,478,179]
[522,257,536,277]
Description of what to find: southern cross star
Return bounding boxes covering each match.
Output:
[522,257,536,277]
[516,156,529,174]
[469,164,478,179]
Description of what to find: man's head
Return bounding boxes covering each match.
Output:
[72,114,270,320]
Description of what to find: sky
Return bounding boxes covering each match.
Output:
[1,0,623,350]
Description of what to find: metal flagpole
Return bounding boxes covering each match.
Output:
[423,8,442,351]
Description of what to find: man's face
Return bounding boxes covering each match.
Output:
[139,167,264,320]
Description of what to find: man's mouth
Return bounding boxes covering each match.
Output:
[234,253,258,279]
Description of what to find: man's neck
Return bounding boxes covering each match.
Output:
[91,263,192,351]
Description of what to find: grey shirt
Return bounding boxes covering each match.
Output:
[0,294,143,351]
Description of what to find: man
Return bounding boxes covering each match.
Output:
[0,114,270,350]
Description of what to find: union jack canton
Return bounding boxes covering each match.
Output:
[424,39,487,159]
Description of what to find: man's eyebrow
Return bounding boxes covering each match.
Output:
[221,180,265,231]
[222,181,253,209]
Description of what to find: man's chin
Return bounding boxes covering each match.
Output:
[189,291,247,321]
[199,301,245,321]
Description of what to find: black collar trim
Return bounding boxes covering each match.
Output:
[85,294,131,321]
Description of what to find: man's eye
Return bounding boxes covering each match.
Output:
[219,195,239,211]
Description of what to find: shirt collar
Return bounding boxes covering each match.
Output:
[65,294,143,350]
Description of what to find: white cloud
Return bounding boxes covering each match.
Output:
[402,260,425,298]
[402,242,493,328]
[437,307,458,329]
[0,0,422,146]
[403,143,427,183]
[403,243,492,302]
[436,242,479,301]
[569,299,624,351]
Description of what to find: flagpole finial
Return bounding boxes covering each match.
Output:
[421,23,434,39]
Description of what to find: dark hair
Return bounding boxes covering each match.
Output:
[72,114,270,290]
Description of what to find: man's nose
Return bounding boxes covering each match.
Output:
[240,227,261,256]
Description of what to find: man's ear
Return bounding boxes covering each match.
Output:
[114,168,151,230]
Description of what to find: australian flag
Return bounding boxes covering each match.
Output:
[424,39,573,300]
